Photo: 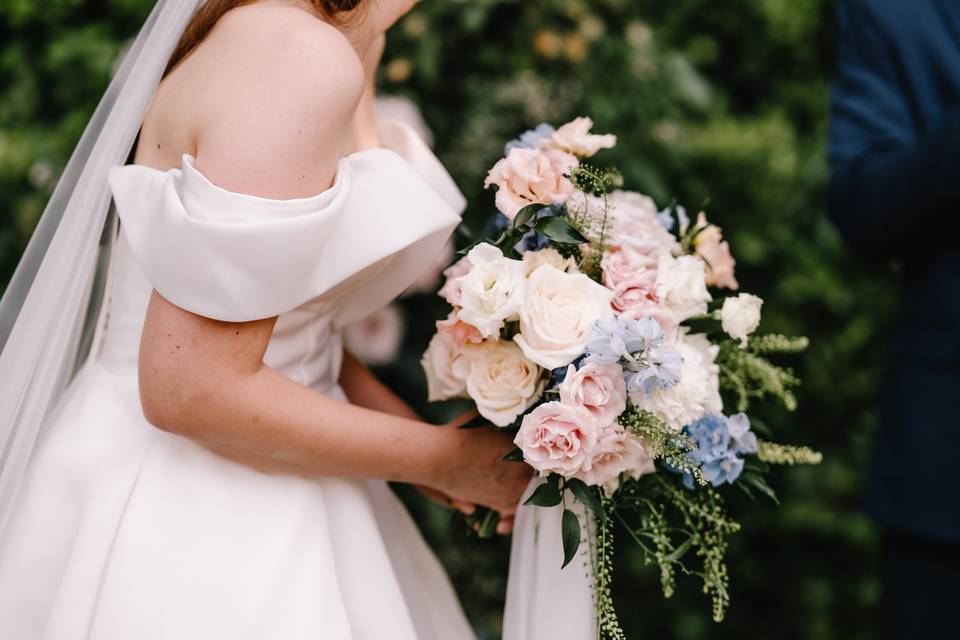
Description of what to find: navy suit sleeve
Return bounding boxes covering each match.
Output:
[828,0,960,262]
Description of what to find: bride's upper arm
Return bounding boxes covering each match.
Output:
[138,10,363,431]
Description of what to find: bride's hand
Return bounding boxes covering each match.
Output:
[429,411,533,526]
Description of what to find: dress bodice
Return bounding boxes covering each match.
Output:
[97,117,465,393]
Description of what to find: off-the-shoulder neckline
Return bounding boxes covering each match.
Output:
[118,146,404,206]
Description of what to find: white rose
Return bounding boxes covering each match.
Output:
[453,340,544,427]
[420,331,467,402]
[629,334,722,431]
[656,254,711,323]
[456,243,526,338]
[721,293,763,347]
[513,264,614,370]
[522,247,578,275]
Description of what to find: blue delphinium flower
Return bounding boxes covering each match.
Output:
[656,207,675,231]
[726,412,758,455]
[585,317,651,364]
[678,413,756,488]
[504,123,556,155]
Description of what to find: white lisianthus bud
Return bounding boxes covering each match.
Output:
[720,293,764,347]
[455,243,526,338]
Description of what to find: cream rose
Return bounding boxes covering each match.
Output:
[455,244,526,338]
[513,264,614,370]
[720,293,763,347]
[421,331,467,402]
[514,401,600,477]
[453,340,543,427]
[522,247,578,276]
[484,147,579,219]
[548,117,617,158]
[656,254,711,323]
[558,360,627,425]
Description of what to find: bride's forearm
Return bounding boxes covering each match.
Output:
[145,362,453,487]
[339,350,420,420]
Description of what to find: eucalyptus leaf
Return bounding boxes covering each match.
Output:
[524,481,562,507]
[535,216,588,244]
[561,508,581,568]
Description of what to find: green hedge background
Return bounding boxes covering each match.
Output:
[1,1,896,638]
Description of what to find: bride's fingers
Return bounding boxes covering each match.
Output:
[496,515,515,535]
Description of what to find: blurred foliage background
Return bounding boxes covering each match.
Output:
[1,0,897,638]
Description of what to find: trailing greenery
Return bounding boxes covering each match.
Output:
[613,474,740,622]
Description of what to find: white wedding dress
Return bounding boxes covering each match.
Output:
[0,116,477,640]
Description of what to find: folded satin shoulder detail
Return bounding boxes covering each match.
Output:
[107,131,463,323]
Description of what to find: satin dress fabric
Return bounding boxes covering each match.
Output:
[0,117,477,640]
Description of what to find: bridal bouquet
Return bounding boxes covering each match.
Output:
[421,118,821,630]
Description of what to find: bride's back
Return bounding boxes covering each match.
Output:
[133,1,364,198]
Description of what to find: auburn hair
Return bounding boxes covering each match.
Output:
[163,0,364,77]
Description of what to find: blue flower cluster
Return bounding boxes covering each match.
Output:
[680,413,758,488]
[585,316,683,396]
[504,123,556,155]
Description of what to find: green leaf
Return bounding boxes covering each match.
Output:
[524,481,562,507]
[561,508,581,568]
[663,537,694,563]
[535,216,588,244]
[498,447,525,463]
[739,472,779,504]
[512,203,542,228]
[565,478,607,523]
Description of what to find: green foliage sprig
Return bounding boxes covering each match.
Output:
[619,405,705,486]
[716,336,806,412]
[757,440,823,466]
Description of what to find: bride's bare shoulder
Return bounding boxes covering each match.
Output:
[165,3,365,198]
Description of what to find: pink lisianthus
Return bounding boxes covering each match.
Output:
[435,311,483,346]
[581,425,656,492]
[558,360,627,425]
[484,147,579,220]
[693,214,739,290]
[515,401,600,478]
[437,256,472,307]
[548,117,617,158]
[610,280,658,315]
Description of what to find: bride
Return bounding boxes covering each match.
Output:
[0,1,534,637]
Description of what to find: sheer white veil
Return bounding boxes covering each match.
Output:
[0,0,204,538]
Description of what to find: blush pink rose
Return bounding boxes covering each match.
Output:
[484,147,579,219]
[600,245,658,291]
[438,256,473,307]
[581,425,656,491]
[694,224,739,290]
[610,279,658,314]
[515,401,600,478]
[435,311,483,346]
[558,360,627,425]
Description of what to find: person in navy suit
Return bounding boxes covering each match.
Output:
[828,0,960,636]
